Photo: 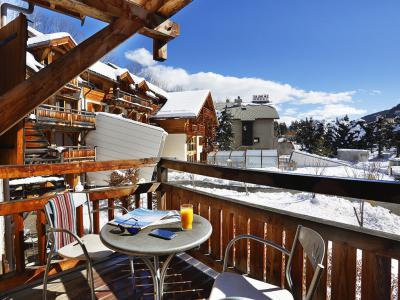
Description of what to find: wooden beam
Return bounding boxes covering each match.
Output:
[0,158,158,179]
[30,0,180,41]
[153,38,168,61]
[0,17,143,135]
[158,0,192,18]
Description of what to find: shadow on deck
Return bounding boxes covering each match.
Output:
[3,253,217,300]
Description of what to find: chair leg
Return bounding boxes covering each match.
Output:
[86,260,96,300]
[42,243,55,300]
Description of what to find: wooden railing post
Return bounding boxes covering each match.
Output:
[147,192,153,210]
[36,209,46,265]
[76,206,84,237]
[156,164,168,210]
[135,194,141,209]
[13,213,24,273]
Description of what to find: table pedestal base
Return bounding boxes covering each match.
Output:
[140,254,175,300]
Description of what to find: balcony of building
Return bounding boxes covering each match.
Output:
[185,122,206,137]
[0,158,399,299]
[33,104,96,130]
[105,89,153,112]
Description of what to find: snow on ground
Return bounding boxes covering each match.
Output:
[260,165,393,180]
[169,166,397,236]
[183,185,400,235]
[9,176,64,186]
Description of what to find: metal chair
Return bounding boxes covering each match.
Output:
[209,225,325,300]
[42,192,134,300]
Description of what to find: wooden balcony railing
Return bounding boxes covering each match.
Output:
[0,158,158,292]
[61,146,96,162]
[0,158,399,299]
[35,104,96,129]
[157,159,400,300]
[186,123,206,136]
[105,89,152,111]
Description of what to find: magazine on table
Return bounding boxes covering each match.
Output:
[109,208,180,230]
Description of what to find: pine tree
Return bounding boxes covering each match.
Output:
[322,121,336,157]
[292,118,322,153]
[216,106,234,150]
[393,116,400,157]
[334,115,353,150]
[351,119,368,149]
[373,116,386,158]
[274,121,289,137]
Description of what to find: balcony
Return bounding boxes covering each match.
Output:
[186,123,206,136]
[105,89,152,111]
[0,159,399,299]
[60,146,96,163]
[35,104,96,130]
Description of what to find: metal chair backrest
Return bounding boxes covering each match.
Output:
[286,225,325,300]
[44,192,92,250]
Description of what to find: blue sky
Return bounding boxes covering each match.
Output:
[12,0,400,123]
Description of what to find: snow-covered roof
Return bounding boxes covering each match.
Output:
[88,61,119,82]
[227,104,279,120]
[96,112,166,133]
[153,90,211,119]
[145,81,168,99]
[27,32,77,48]
[26,52,44,72]
[27,26,44,38]
[107,63,167,98]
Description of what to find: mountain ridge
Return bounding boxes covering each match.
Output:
[362,103,400,122]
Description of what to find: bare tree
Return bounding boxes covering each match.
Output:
[345,162,384,227]
[30,11,83,42]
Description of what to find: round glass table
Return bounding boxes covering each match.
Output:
[100,214,212,300]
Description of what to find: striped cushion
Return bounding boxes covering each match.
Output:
[45,193,77,251]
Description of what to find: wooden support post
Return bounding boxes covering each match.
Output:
[134,194,141,209]
[13,213,24,273]
[107,199,114,221]
[157,164,168,210]
[36,209,46,265]
[76,206,84,237]
[92,201,99,234]
[147,192,153,210]
[153,39,167,61]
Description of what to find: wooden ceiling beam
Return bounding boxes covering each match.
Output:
[29,0,180,41]
[0,17,143,136]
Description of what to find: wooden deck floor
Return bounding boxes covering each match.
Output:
[3,253,217,300]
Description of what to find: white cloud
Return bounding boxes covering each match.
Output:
[283,108,298,116]
[371,89,382,95]
[297,104,367,120]
[124,48,366,123]
[125,48,157,67]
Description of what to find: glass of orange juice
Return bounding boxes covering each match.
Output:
[180,204,193,230]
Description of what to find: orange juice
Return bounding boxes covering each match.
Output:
[180,204,193,230]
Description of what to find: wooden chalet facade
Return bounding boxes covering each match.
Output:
[80,61,167,123]
[151,90,218,162]
[24,29,96,167]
